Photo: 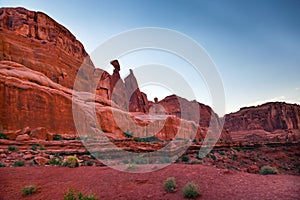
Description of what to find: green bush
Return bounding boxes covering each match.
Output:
[259,166,278,175]
[63,156,79,168]
[39,144,46,150]
[182,182,201,199]
[22,185,37,196]
[49,157,62,166]
[163,177,177,192]
[181,155,189,162]
[13,160,25,167]
[64,188,98,200]
[53,134,64,141]
[0,133,8,139]
[84,160,94,166]
[210,154,216,161]
[0,162,6,167]
[8,145,19,152]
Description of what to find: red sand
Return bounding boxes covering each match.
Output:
[0,164,299,200]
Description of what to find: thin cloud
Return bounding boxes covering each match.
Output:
[239,96,300,110]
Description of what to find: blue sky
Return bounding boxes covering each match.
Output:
[1,0,300,114]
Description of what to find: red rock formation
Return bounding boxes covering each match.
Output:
[0,7,92,90]
[156,95,231,142]
[124,69,149,113]
[224,102,300,142]
[2,7,298,146]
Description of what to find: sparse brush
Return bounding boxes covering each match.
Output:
[13,160,25,167]
[64,188,98,200]
[259,166,278,175]
[0,162,6,167]
[182,182,201,199]
[8,145,19,152]
[31,144,37,151]
[39,144,46,150]
[0,133,8,139]
[63,155,79,168]
[181,155,189,162]
[49,157,62,166]
[22,185,37,196]
[163,177,177,192]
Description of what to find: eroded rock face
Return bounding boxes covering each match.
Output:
[156,95,231,142]
[0,61,76,135]
[225,102,300,132]
[0,7,91,90]
[224,102,300,142]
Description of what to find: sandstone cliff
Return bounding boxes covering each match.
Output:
[224,102,300,142]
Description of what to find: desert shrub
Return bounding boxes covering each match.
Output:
[233,147,241,152]
[49,157,62,166]
[189,160,202,165]
[231,154,237,160]
[210,154,216,161]
[259,166,278,175]
[8,145,19,152]
[53,134,64,141]
[84,160,94,166]
[22,185,37,196]
[39,144,46,150]
[218,151,225,155]
[227,165,238,170]
[181,155,189,162]
[0,133,8,139]
[163,177,177,192]
[63,156,79,168]
[13,160,25,167]
[31,144,37,151]
[64,188,98,200]
[0,162,6,167]
[182,182,201,199]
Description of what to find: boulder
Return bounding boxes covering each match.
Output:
[34,156,49,165]
[30,127,53,141]
[16,134,30,141]
[23,154,34,160]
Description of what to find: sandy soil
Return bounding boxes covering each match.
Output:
[0,164,299,200]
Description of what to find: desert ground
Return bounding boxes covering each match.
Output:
[1,164,299,200]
